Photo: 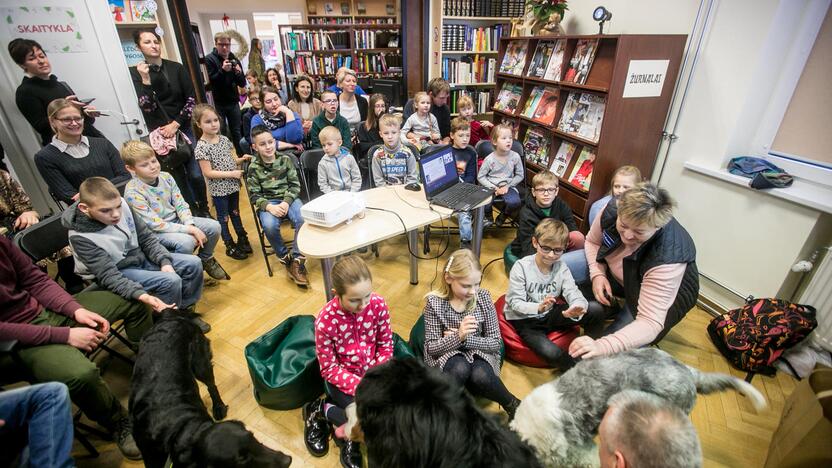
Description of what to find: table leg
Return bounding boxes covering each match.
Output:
[321,257,335,301]
[408,229,418,285]
[472,204,484,258]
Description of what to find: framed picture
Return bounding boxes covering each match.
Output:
[340,2,350,15]
[324,3,334,14]
[357,2,366,14]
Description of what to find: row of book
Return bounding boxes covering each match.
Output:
[443,0,525,17]
[308,17,396,25]
[441,24,510,52]
[354,53,403,74]
[284,54,353,77]
[283,31,350,51]
[523,132,596,191]
[449,89,492,115]
[110,0,155,23]
[441,56,497,85]
[353,30,400,49]
[499,38,600,86]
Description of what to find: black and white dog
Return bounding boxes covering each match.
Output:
[510,348,766,467]
[129,310,292,468]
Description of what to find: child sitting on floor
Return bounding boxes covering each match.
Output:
[477,123,524,226]
[317,126,362,193]
[370,114,419,187]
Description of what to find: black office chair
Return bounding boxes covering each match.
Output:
[299,149,326,201]
[420,143,448,155]
[474,140,527,228]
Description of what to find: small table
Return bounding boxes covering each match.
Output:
[297,185,488,300]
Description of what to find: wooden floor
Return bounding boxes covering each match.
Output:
[74,193,792,468]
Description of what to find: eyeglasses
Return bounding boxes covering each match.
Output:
[322,99,338,104]
[216,42,231,47]
[534,187,558,194]
[538,244,565,255]
[55,117,84,124]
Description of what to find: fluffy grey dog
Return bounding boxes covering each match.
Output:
[510,348,766,467]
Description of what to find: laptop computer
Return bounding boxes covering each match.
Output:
[418,145,493,211]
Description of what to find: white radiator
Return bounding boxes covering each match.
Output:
[799,247,832,352]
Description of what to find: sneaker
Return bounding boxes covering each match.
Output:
[494,214,507,226]
[460,240,472,250]
[202,257,231,280]
[289,258,309,287]
[203,277,219,288]
[237,236,253,255]
[334,438,363,468]
[278,253,292,266]
[191,315,212,334]
[482,219,494,230]
[225,243,248,260]
[302,398,331,457]
[113,415,142,460]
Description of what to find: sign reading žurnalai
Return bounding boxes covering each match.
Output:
[3,6,86,53]
[622,60,669,98]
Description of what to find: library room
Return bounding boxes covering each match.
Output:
[0,0,830,467]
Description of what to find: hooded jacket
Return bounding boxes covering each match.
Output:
[510,194,578,258]
[62,198,172,300]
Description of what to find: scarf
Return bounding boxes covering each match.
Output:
[258,109,286,131]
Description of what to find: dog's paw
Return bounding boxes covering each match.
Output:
[213,403,228,420]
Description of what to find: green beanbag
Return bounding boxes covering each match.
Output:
[504,243,519,277]
[245,315,324,410]
[408,314,505,364]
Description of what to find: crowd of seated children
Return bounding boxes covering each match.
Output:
[370,114,419,187]
[505,219,604,369]
[355,93,387,160]
[247,125,309,286]
[449,117,478,249]
[306,256,393,468]
[423,249,522,419]
[193,103,253,261]
[401,91,441,151]
[250,86,304,153]
[311,90,353,151]
[317,126,362,194]
[121,140,229,283]
[477,123,524,226]
[455,95,493,149]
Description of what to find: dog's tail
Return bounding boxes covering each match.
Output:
[689,367,767,411]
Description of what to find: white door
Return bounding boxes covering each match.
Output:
[0,0,149,212]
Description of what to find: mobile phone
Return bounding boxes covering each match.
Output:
[78,98,95,105]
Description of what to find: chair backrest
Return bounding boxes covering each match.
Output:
[474,139,525,161]
[420,144,447,155]
[299,149,325,200]
[403,142,421,161]
[285,152,310,202]
[13,214,70,263]
[366,144,383,188]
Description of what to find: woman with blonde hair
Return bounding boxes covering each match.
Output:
[34,99,130,204]
[423,249,521,419]
[335,68,368,133]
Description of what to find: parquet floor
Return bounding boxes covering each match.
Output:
[74,191,793,468]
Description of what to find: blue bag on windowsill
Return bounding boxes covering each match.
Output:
[727,156,794,189]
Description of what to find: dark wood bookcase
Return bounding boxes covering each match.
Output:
[491,34,686,231]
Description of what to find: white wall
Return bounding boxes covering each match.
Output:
[562,0,830,307]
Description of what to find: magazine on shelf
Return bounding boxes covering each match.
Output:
[499,41,528,75]
[531,87,558,126]
[542,39,567,81]
[529,41,555,78]
[563,39,598,84]
[557,92,606,143]
[523,129,551,166]
[550,141,577,177]
[493,83,523,114]
[568,147,596,190]
[520,86,544,119]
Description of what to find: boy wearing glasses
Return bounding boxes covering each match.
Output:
[509,170,585,259]
[505,218,604,370]
[310,90,352,150]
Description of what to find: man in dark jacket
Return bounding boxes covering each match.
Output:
[204,32,246,153]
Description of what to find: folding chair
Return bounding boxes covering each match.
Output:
[299,149,326,201]
[474,140,527,229]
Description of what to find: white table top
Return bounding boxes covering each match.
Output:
[297,185,456,258]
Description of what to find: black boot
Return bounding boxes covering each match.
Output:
[236,235,253,255]
[225,242,248,260]
[302,398,331,457]
[334,437,363,468]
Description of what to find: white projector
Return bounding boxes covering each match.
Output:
[301,191,366,228]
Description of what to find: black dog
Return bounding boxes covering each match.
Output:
[129,310,292,468]
[355,358,542,468]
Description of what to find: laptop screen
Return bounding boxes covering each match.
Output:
[419,145,458,198]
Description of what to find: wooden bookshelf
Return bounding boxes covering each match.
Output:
[492,34,687,231]
[306,0,399,24]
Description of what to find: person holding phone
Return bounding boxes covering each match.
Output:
[205,32,247,154]
[8,38,104,146]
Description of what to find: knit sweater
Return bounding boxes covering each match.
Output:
[250,111,304,144]
[124,172,194,234]
[314,293,394,396]
[477,151,524,190]
[245,154,301,210]
[34,137,131,204]
[404,100,452,139]
[310,112,353,150]
[317,148,362,193]
[510,195,579,258]
[401,112,439,143]
[505,254,588,321]
[370,144,419,186]
[130,59,195,131]
[15,74,104,145]
[0,236,81,345]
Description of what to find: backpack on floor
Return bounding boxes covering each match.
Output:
[707,298,817,375]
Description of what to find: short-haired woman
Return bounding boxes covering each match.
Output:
[9,38,104,146]
[336,68,367,134]
[571,183,699,359]
[286,74,322,136]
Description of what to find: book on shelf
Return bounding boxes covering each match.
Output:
[355,52,402,74]
[110,0,127,23]
[121,39,144,66]
[442,56,496,85]
[543,39,567,81]
[557,92,606,143]
[563,39,599,84]
[498,41,528,76]
[442,24,509,52]
[523,129,551,167]
[567,147,595,190]
[493,82,522,114]
[450,89,492,114]
[285,53,353,76]
[128,0,156,22]
[531,88,558,126]
[353,30,400,49]
[283,30,350,51]
[528,41,555,78]
[309,17,353,24]
[550,141,577,177]
[443,0,525,17]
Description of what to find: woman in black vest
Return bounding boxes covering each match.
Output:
[130,28,211,218]
[570,183,699,359]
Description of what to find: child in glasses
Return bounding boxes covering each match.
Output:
[311,90,352,150]
[505,219,604,370]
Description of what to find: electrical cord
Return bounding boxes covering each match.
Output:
[364,206,451,261]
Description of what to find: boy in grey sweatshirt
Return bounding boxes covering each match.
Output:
[316,126,362,193]
[505,219,604,369]
[63,177,204,317]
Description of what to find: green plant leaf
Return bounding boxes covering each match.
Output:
[6,15,11,24]
[20,7,29,12]
[67,10,75,18]
[76,32,82,40]
[44,7,51,12]
[63,46,70,52]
